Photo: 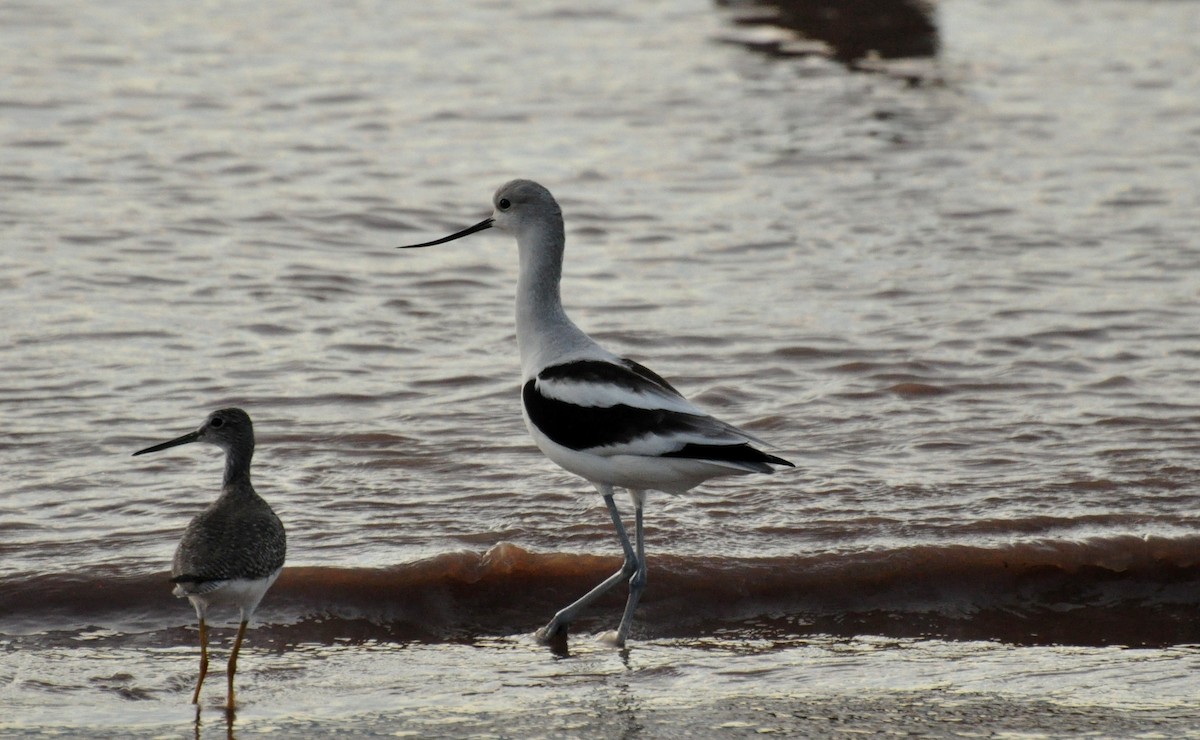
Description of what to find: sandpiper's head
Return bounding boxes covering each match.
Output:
[398,179,562,249]
[133,407,254,457]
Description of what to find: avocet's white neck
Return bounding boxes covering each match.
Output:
[514,221,605,380]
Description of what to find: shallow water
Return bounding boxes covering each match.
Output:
[7,635,1200,737]
[2,0,1199,735]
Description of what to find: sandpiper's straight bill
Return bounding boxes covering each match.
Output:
[400,179,793,648]
[132,408,286,710]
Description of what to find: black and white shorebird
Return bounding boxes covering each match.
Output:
[400,180,793,647]
[132,408,285,709]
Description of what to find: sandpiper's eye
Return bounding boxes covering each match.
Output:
[498,198,511,211]
[210,417,225,428]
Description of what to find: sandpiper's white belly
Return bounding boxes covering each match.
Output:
[176,568,282,620]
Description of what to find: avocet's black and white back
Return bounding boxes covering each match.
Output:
[133,407,285,709]
[400,180,792,647]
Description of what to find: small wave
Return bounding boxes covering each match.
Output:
[2,537,1197,647]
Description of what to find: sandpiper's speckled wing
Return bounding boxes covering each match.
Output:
[171,486,286,595]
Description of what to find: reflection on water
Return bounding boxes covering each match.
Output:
[717,0,938,64]
[192,704,234,740]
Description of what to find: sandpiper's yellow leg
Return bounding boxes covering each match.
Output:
[191,617,209,704]
[226,619,249,710]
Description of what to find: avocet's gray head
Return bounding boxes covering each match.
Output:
[132,407,255,458]
[398,179,563,249]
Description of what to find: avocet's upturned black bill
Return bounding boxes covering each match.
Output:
[399,179,793,650]
[398,217,494,248]
[132,408,286,710]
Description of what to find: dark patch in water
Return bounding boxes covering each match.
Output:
[717,0,938,65]
[4,538,1198,648]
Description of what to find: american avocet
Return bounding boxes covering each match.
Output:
[133,408,285,709]
[400,180,792,647]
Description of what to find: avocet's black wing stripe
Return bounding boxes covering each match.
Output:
[535,359,695,412]
[523,377,715,451]
[617,358,685,398]
[660,442,794,468]
[524,360,790,468]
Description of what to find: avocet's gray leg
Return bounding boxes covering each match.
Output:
[612,491,647,647]
[536,487,637,643]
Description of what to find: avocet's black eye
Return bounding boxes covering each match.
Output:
[210,417,225,428]
[498,198,511,211]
